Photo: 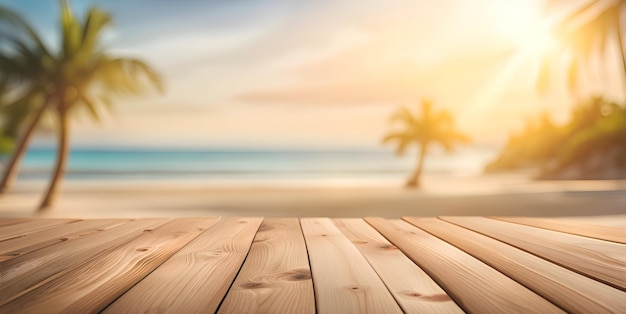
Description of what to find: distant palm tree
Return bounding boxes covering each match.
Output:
[382,99,470,188]
[0,0,162,211]
[537,0,626,93]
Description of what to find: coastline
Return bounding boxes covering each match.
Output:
[2,175,625,224]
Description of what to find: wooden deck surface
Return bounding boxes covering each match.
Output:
[0,217,624,313]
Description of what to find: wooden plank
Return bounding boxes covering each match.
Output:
[0,219,33,227]
[0,218,220,313]
[333,218,463,313]
[0,219,79,242]
[492,216,626,244]
[105,217,262,313]
[553,215,626,228]
[404,217,626,313]
[0,218,169,305]
[365,217,563,313]
[442,216,626,291]
[0,219,129,262]
[301,218,402,314]
[219,218,315,314]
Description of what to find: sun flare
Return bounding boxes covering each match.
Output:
[493,2,558,57]
[517,21,558,57]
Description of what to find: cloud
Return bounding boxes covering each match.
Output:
[236,46,514,106]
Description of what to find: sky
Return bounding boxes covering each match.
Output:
[1,0,624,149]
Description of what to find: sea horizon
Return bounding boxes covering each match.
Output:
[6,146,496,185]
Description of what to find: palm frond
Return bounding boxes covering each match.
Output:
[76,7,112,63]
[438,131,471,153]
[94,57,163,95]
[98,94,113,113]
[390,106,417,126]
[0,88,44,137]
[538,0,624,94]
[60,0,82,57]
[394,139,411,156]
[383,99,469,156]
[124,58,164,93]
[382,132,409,143]
[77,92,101,121]
[1,84,42,110]
[382,132,412,156]
[0,7,50,56]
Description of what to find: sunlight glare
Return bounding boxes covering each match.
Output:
[518,21,557,57]
[493,2,558,57]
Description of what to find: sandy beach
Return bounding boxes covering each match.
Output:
[2,175,625,226]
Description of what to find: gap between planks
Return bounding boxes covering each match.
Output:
[218,218,315,314]
[441,216,626,291]
[301,218,403,314]
[332,218,462,313]
[365,217,564,313]
[104,217,263,313]
[0,218,220,313]
[403,217,626,313]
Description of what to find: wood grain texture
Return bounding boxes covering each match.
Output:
[0,218,168,305]
[105,217,262,314]
[301,218,402,314]
[0,218,220,313]
[219,218,315,314]
[365,217,563,314]
[333,218,463,314]
[492,216,626,244]
[442,216,626,291]
[0,219,79,242]
[0,219,128,262]
[404,217,626,313]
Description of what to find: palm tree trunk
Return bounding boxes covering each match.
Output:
[406,144,427,188]
[617,11,626,88]
[0,102,47,194]
[38,112,69,212]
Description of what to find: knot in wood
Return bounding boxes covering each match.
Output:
[379,244,397,250]
[281,268,312,281]
[241,282,265,289]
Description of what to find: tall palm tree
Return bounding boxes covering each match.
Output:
[1,0,162,211]
[537,0,626,93]
[382,99,470,188]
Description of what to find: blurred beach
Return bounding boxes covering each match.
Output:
[2,0,626,223]
[2,147,625,222]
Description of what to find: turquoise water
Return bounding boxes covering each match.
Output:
[9,147,494,184]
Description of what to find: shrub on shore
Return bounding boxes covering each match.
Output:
[486,97,626,179]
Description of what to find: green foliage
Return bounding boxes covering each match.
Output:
[0,0,163,124]
[0,0,164,209]
[538,0,626,93]
[0,135,13,155]
[486,97,626,179]
[382,99,470,156]
[485,113,560,171]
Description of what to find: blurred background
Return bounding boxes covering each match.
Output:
[1,0,625,219]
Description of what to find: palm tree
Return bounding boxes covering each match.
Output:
[382,99,470,188]
[537,0,626,93]
[1,0,162,211]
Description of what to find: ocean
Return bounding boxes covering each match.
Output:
[10,147,495,186]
